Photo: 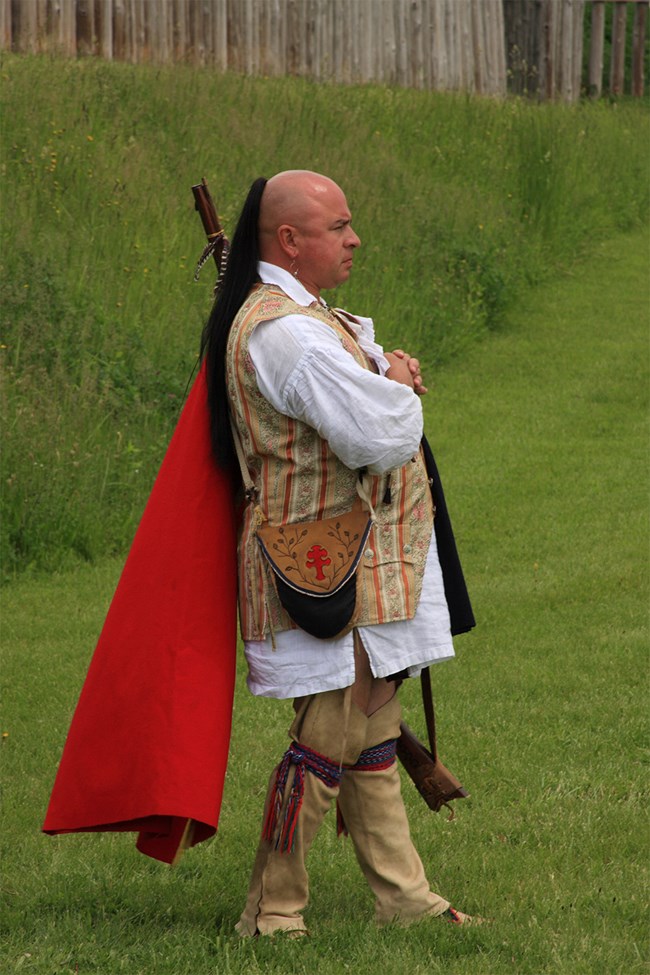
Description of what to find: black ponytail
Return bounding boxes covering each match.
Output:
[200,177,268,470]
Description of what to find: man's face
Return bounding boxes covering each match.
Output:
[290,183,361,297]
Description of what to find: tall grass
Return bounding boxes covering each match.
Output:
[1,54,648,577]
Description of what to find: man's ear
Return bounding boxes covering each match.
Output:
[277,224,298,259]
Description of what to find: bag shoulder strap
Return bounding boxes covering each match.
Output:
[421,667,438,761]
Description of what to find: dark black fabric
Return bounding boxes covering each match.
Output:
[421,435,476,636]
[275,574,358,640]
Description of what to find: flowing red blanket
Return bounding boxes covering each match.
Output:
[43,366,238,863]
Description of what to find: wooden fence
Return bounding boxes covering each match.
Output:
[0,0,646,100]
[505,0,647,98]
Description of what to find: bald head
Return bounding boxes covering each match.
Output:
[258,170,360,298]
[260,171,341,239]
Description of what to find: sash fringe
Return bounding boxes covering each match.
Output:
[263,742,343,853]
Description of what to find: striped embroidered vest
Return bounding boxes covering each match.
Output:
[225,284,433,641]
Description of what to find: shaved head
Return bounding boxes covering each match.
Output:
[259,171,342,240]
[257,170,360,297]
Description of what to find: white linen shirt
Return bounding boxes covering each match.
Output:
[241,262,455,699]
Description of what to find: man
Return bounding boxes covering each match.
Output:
[200,170,478,936]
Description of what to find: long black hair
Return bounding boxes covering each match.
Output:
[200,177,268,470]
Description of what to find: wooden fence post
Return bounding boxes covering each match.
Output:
[0,0,10,52]
[13,0,38,53]
[632,1,648,97]
[588,0,605,96]
[3,0,645,103]
[610,1,628,95]
[542,0,556,100]
[76,0,96,56]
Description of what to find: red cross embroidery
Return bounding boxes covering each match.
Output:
[306,544,331,581]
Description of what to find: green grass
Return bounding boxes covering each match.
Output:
[2,227,648,974]
[1,54,649,577]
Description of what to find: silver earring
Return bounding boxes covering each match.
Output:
[290,259,299,278]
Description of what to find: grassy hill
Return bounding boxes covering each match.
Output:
[1,54,648,577]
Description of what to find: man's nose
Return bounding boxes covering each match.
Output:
[348,228,361,248]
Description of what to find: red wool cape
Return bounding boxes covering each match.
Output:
[42,366,238,864]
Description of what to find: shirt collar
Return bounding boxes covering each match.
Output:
[257,261,326,308]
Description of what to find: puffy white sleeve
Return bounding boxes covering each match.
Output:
[247,314,423,474]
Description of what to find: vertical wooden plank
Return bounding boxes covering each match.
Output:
[451,0,462,89]
[556,0,585,103]
[285,0,299,75]
[188,0,198,63]
[443,0,454,90]
[495,0,507,95]
[364,0,374,81]
[410,0,423,89]
[462,0,475,92]
[632,1,647,97]
[151,0,165,64]
[300,0,310,77]
[55,0,77,55]
[429,0,442,90]
[460,0,473,92]
[346,0,357,82]
[134,0,146,63]
[446,0,458,90]
[333,0,347,82]
[368,0,378,82]
[571,0,584,101]
[214,0,228,70]
[542,0,556,100]
[258,0,270,75]
[482,0,497,95]
[172,0,187,62]
[203,0,215,65]
[76,0,96,55]
[125,0,135,62]
[458,0,469,90]
[610,0,627,96]
[113,0,126,60]
[504,0,543,98]
[588,0,605,97]
[420,0,431,89]
[32,0,48,52]
[486,0,506,96]
[304,0,316,80]
[161,0,173,63]
[96,0,113,59]
[557,0,573,100]
[470,0,484,94]
[380,0,395,86]
[35,0,47,52]
[266,0,284,76]
[200,0,210,66]
[11,0,32,53]
[227,0,241,72]
[395,0,408,87]
[323,0,333,81]
[239,0,255,74]
[32,0,45,52]
[322,0,332,82]
[0,0,12,52]
[320,0,334,81]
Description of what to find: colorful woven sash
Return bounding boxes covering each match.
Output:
[263,739,398,851]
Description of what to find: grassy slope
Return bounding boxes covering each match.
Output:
[2,227,647,974]
[2,55,648,577]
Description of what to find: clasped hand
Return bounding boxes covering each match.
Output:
[384,349,428,396]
